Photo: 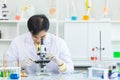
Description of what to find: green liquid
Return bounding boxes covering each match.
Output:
[0,71,3,77]
[8,70,11,77]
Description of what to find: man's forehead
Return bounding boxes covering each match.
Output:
[33,33,46,37]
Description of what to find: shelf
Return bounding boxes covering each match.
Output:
[64,20,120,23]
[49,19,65,23]
[0,20,27,23]
[112,40,120,42]
[58,20,65,23]
[45,19,120,23]
[50,19,114,23]
[0,39,12,42]
[65,20,111,23]
[112,38,120,42]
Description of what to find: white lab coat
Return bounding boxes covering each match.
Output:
[5,32,74,74]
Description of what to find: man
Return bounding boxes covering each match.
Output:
[5,14,74,74]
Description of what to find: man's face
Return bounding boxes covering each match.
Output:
[32,30,47,45]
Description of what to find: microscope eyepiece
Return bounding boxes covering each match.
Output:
[41,38,44,45]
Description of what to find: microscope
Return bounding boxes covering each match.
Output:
[34,38,50,75]
[0,3,9,20]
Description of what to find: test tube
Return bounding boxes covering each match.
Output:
[3,70,7,77]
[0,71,1,77]
[7,70,11,77]
[1,70,3,77]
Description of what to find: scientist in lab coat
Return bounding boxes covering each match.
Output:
[5,14,74,74]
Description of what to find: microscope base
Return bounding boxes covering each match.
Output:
[36,71,51,76]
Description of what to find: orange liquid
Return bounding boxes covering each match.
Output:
[21,70,25,77]
[49,7,56,15]
[104,7,108,14]
[82,15,90,20]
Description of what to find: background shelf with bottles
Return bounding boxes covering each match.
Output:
[0,0,120,66]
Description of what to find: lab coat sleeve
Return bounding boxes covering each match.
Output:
[59,39,74,73]
[5,40,18,64]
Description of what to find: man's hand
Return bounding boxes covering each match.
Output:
[46,53,67,72]
[20,58,34,67]
[46,54,63,66]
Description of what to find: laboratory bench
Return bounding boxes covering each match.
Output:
[1,69,119,80]
[21,70,88,80]
[21,67,89,80]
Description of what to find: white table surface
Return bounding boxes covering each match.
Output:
[21,71,88,80]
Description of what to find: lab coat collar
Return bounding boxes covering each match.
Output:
[25,32,51,56]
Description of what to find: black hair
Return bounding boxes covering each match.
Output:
[27,14,49,35]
